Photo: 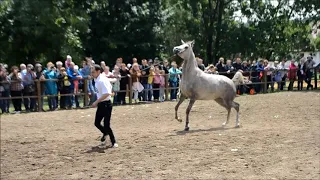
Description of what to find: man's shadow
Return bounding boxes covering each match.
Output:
[85,145,111,153]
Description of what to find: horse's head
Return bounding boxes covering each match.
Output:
[173,40,195,60]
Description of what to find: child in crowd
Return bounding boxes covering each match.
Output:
[112,65,121,105]
[73,65,81,108]
[159,70,166,102]
[58,67,72,109]
[147,66,155,101]
[129,63,143,103]
[153,67,161,101]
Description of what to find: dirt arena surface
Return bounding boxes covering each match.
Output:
[1,91,320,179]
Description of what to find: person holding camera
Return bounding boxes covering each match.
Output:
[22,64,37,112]
[43,62,58,111]
[8,66,23,113]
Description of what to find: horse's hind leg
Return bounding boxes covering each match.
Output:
[215,98,231,126]
[232,101,240,127]
[175,94,186,122]
[223,108,231,126]
[185,99,196,131]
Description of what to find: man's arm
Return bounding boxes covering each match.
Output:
[92,80,112,107]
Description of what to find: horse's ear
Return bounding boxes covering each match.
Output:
[181,39,185,44]
[191,40,195,47]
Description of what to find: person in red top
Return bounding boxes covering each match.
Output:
[287,59,298,91]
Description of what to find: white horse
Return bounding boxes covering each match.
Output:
[173,40,240,131]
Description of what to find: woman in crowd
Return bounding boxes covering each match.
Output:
[168,61,182,101]
[35,63,46,111]
[8,66,23,113]
[111,65,121,105]
[287,60,298,91]
[119,63,129,105]
[43,62,58,111]
[153,66,161,101]
[129,63,142,103]
[57,67,72,109]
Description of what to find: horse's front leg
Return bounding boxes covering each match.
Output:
[175,94,186,122]
[185,99,196,131]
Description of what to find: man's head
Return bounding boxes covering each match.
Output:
[20,64,26,71]
[66,55,72,62]
[171,61,177,68]
[163,59,168,66]
[56,61,63,69]
[100,61,106,67]
[70,62,75,69]
[132,58,138,64]
[91,64,102,79]
[219,57,224,64]
[148,59,153,66]
[27,64,34,72]
[35,63,42,72]
[47,62,55,70]
[236,57,241,64]
[142,59,148,66]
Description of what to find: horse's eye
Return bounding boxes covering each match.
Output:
[185,46,189,49]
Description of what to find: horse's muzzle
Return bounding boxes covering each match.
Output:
[173,48,180,54]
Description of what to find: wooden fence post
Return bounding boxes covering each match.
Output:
[36,80,42,112]
[314,68,318,89]
[83,79,88,107]
[165,74,169,101]
[263,70,267,93]
[128,75,133,104]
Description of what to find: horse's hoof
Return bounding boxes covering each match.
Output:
[235,124,241,128]
[222,122,227,126]
[176,118,182,122]
[184,127,189,131]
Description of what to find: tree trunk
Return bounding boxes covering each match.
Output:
[206,32,213,63]
[205,0,219,63]
[213,0,224,64]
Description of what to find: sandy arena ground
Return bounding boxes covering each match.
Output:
[1,91,320,179]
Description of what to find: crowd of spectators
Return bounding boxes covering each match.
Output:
[0,53,318,114]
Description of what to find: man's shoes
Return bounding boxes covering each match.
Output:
[111,143,118,148]
[100,134,107,142]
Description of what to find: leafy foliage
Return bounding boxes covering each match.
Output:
[0,0,318,66]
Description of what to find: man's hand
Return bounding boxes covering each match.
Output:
[92,101,98,108]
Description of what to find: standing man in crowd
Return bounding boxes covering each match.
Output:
[91,64,118,148]
[303,55,316,90]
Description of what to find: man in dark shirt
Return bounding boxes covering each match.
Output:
[140,59,150,101]
[232,57,242,71]
[216,57,226,74]
[250,60,264,93]
[303,55,316,90]
[119,63,129,105]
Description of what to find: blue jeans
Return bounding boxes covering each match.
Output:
[0,91,10,113]
[48,96,57,110]
[169,81,178,100]
[142,83,153,101]
[88,79,97,105]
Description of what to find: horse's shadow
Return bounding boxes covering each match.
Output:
[85,145,110,153]
[168,126,236,136]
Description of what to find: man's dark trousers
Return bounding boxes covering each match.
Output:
[94,100,116,145]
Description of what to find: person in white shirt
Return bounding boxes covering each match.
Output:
[91,65,118,148]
